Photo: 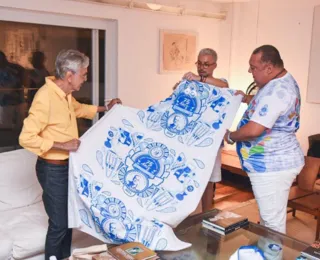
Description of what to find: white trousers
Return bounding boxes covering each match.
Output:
[249,166,303,234]
[209,148,222,183]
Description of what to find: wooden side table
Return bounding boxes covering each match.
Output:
[221,149,247,177]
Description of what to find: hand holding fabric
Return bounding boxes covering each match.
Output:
[182,72,200,82]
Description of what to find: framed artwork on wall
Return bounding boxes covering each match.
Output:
[159,29,198,74]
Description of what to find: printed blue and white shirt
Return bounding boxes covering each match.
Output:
[236,73,304,173]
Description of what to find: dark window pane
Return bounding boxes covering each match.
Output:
[99,30,106,119]
[0,21,104,152]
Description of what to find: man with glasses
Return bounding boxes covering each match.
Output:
[174,48,228,212]
[19,49,121,260]
[182,48,228,88]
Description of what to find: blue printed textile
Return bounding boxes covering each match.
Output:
[68,80,241,250]
[236,73,304,173]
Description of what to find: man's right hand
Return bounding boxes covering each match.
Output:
[53,139,81,152]
[234,90,253,104]
[182,72,201,81]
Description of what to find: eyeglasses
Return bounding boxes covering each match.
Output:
[195,61,216,69]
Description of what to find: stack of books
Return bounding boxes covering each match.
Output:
[70,244,111,260]
[296,240,320,260]
[69,242,159,260]
[202,209,249,235]
[107,242,159,260]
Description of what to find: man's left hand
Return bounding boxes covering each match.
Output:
[224,129,235,145]
[224,130,229,143]
[182,72,200,81]
[107,98,122,110]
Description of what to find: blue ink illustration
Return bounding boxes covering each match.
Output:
[82,164,94,175]
[139,80,234,147]
[138,111,145,123]
[96,150,104,169]
[105,150,122,178]
[76,177,169,248]
[174,166,195,184]
[119,142,171,198]
[104,130,116,148]
[122,119,134,128]
[73,80,237,250]
[193,158,205,169]
[91,196,137,243]
[195,137,214,147]
[79,209,92,228]
[118,128,132,146]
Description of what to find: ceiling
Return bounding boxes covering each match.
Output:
[174,0,250,2]
[134,0,251,5]
[70,0,252,19]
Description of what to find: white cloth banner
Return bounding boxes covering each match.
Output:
[68,80,241,251]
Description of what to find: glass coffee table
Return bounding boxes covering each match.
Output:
[158,209,309,260]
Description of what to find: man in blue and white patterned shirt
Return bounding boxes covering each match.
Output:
[225,45,304,234]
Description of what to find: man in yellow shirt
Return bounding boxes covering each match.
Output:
[19,49,121,260]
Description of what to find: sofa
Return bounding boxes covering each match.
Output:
[0,149,102,260]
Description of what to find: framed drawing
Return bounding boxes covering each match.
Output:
[159,29,197,73]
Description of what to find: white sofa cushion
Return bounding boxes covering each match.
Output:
[0,201,104,260]
[0,202,47,259]
[0,149,106,259]
[0,149,41,211]
[0,229,13,260]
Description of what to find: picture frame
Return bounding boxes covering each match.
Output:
[159,29,198,74]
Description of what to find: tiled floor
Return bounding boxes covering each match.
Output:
[212,170,316,245]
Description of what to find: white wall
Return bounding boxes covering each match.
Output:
[224,0,320,153]
[0,0,227,109]
[117,12,225,108]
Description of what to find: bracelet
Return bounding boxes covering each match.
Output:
[105,105,109,112]
[227,132,235,145]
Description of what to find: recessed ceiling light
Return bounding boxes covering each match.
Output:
[146,3,162,11]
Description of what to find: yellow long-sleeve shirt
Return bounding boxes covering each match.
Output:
[19,77,97,160]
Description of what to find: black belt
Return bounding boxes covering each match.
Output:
[38,157,69,166]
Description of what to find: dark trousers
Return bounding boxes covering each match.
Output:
[36,159,72,260]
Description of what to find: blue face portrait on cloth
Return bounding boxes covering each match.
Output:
[68,80,242,251]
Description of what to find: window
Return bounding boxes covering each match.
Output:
[0,10,116,153]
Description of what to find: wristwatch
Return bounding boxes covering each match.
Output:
[227,132,235,145]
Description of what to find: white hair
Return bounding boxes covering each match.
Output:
[198,48,218,62]
[55,49,89,79]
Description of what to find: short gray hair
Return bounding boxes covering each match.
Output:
[198,48,218,62]
[55,49,89,79]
